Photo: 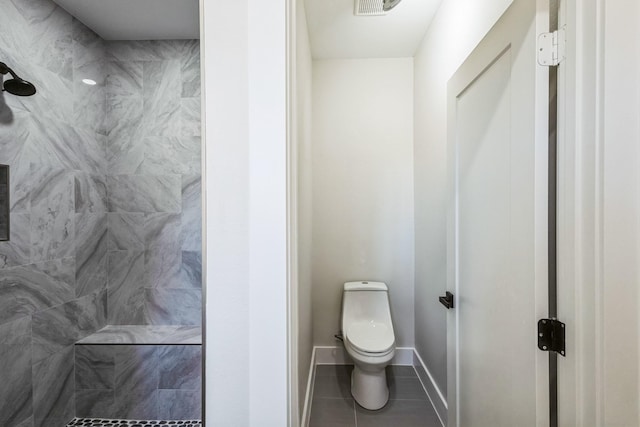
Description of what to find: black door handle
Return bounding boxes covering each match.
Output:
[439,292,454,309]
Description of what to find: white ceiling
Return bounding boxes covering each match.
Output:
[53,0,199,40]
[304,0,442,59]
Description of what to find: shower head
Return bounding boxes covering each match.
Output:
[382,0,402,11]
[0,62,36,97]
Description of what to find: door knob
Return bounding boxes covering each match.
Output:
[439,292,454,309]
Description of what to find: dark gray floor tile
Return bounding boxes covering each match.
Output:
[356,399,441,427]
[309,398,356,427]
[315,364,352,377]
[388,376,429,401]
[312,374,352,399]
[388,365,417,378]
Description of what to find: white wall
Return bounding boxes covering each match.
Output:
[203,0,289,425]
[412,0,513,397]
[600,0,640,424]
[311,58,415,348]
[296,0,314,420]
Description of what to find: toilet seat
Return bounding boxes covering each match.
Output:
[345,320,395,355]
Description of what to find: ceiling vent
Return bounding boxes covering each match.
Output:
[354,0,385,16]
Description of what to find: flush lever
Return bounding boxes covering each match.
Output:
[439,292,454,309]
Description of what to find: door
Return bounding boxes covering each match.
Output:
[446,1,549,426]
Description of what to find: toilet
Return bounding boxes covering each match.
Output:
[341,281,396,410]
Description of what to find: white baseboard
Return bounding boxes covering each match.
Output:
[413,350,447,427]
[303,346,447,427]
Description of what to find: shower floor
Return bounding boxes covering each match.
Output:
[66,418,202,427]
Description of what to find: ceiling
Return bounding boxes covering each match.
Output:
[53,0,199,40]
[304,0,443,59]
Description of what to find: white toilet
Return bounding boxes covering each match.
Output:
[341,281,396,410]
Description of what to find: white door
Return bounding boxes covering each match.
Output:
[446,1,549,426]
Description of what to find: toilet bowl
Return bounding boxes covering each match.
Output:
[341,281,396,410]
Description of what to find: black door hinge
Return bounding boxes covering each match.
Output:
[538,318,566,357]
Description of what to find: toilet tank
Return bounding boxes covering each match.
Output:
[342,281,392,326]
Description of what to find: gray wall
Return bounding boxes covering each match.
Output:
[0,0,109,425]
[104,40,202,326]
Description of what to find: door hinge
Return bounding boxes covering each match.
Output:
[537,28,566,67]
[538,318,566,356]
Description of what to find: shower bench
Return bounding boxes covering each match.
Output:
[74,325,202,421]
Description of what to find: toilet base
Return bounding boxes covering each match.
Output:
[350,364,389,410]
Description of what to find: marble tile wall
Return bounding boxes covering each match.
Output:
[75,344,202,420]
[0,0,202,425]
[104,40,202,326]
[0,0,109,425]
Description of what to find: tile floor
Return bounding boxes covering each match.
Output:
[309,365,441,427]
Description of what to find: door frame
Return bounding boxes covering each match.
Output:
[445,1,552,425]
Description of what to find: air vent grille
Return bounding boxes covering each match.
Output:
[354,0,385,16]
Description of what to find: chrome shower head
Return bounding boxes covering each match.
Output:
[0,62,36,97]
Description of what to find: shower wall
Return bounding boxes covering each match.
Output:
[0,0,109,425]
[0,0,202,425]
[104,40,201,325]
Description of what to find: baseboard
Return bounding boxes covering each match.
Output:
[413,350,447,426]
[314,345,415,365]
[300,348,316,427]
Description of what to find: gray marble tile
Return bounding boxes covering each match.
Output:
[73,24,106,135]
[180,41,200,98]
[29,167,75,263]
[139,136,200,175]
[144,289,201,326]
[33,345,75,427]
[15,415,33,427]
[157,390,201,420]
[0,316,33,427]
[75,345,115,390]
[16,0,73,80]
[76,390,115,419]
[104,96,144,174]
[75,173,107,214]
[76,325,202,345]
[355,400,441,427]
[181,175,201,252]
[114,345,159,419]
[107,213,144,251]
[0,213,31,268]
[142,60,181,137]
[145,245,182,289]
[32,289,107,363]
[107,175,181,213]
[75,213,107,297]
[29,117,106,175]
[144,212,181,249]
[107,250,146,325]
[0,257,75,326]
[181,99,201,137]
[106,40,186,62]
[106,61,142,99]
[158,345,201,390]
[309,398,356,427]
[180,251,201,289]
[0,111,32,213]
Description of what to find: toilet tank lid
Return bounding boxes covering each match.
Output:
[344,281,387,291]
